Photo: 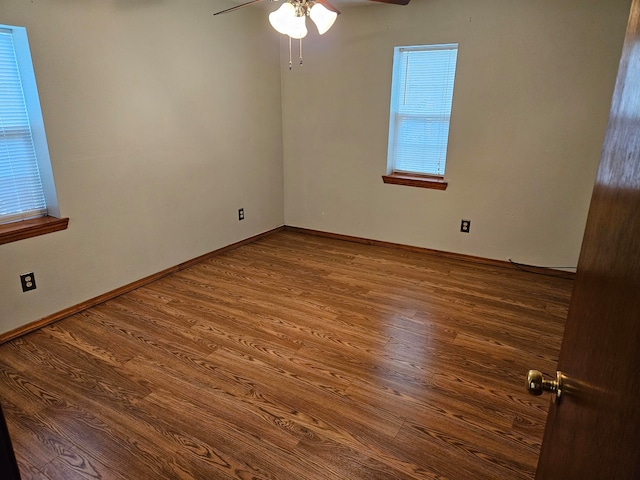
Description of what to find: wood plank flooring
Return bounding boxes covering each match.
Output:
[0,231,573,479]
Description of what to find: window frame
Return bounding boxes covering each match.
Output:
[383,43,458,190]
[0,24,67,244]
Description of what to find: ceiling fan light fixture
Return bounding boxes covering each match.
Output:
[269,2,308,39]
[287,14,308,39]
[269,2,297,35]
[309,3,337,35]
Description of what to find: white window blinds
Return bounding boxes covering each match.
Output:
[388,44,458,177]
[0,27,47,224]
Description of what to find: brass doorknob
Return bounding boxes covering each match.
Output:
[527,370,565,402]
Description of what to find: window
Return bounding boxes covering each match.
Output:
[0,24,66,244]
[383,43,458,190]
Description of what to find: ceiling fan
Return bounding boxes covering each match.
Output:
[214,1,411,18]
[214,0,410,67]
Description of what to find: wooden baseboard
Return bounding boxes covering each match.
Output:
[0,227,284,345]
[284,226,576,280]
[1,224,574,344]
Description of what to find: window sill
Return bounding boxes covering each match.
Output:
[0,216,69,246]
[382,173,448,190]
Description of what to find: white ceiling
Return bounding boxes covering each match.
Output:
[318,0,373,5]
[228,0,381,9]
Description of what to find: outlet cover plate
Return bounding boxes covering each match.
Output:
[20,272,37,292]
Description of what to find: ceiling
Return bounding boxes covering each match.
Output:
[317,0,373,5]
[228,0,378,9]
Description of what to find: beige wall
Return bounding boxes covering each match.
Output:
[282,0,630,267]
[0,1,285,334]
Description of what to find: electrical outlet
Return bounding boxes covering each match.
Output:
[460,219,471,233]
[238,208,245,221]
[20,272,37,292]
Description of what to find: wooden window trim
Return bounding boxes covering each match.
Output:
[382,172,448,190]
[0,216,69,246]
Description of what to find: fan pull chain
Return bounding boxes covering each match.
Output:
[299,38,303,66]
[287,36,304,70]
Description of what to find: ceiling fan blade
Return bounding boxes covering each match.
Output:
[213,0,266,16]
[316,0,341,15]
[367,0,410,5]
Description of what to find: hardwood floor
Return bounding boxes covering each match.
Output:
[0,231,572,479]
